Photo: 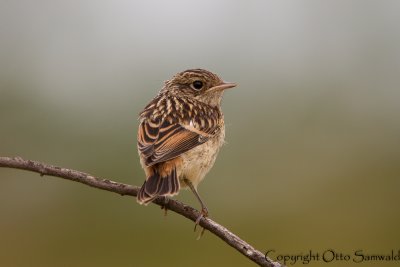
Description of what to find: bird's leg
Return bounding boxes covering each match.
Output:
[160,196,169,216]
[184,178,208,236]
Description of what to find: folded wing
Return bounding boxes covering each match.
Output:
[138,117,218,167]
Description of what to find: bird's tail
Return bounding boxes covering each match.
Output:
[137,166,180,205]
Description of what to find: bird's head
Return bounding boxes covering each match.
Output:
[163,69,236,106]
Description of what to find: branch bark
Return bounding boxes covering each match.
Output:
[0,156,283,267]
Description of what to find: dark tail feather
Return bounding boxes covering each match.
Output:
[137,168,180,205]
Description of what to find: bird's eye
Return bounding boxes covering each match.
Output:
[191,80,204,90]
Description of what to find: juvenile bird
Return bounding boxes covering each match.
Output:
[137,69,236,225]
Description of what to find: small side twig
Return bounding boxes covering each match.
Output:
[0,156,283,267]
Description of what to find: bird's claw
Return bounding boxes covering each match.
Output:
[194,208,208,238]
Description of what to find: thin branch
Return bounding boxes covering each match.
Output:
[0,156,283,267]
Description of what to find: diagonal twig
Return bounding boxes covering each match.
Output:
[0,156,283,267]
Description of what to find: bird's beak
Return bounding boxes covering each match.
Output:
[207,81,237,94]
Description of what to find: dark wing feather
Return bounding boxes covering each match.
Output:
[138,117,218,167]
[137,118,160,158]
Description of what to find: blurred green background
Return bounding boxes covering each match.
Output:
[1,1,399,266]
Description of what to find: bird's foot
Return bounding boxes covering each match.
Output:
[194,207,208,239]
[160,196,169,217]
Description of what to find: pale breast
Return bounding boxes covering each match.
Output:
[178,126,225,189]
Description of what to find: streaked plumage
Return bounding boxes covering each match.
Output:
[137,69,236,224]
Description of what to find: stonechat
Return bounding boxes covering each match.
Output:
[137,69,236,226]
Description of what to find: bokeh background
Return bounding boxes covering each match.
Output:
[1,1,399,266]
